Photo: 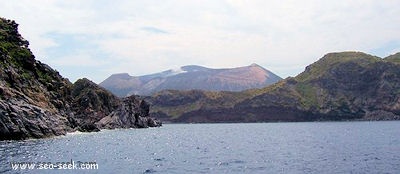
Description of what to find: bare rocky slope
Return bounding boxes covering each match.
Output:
[147,52,400,122]
[100,64,282,97]
[0,18,160,140]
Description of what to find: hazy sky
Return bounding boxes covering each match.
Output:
[2,0,400,83]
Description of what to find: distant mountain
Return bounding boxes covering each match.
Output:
[146,51,400,122]
[100,64,282,97]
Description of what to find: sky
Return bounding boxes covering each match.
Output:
[1,0,400,83]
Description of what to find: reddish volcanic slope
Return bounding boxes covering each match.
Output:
[100,64,282,97]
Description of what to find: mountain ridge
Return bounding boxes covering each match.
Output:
[100,64,282,97]
[147,51,400,122]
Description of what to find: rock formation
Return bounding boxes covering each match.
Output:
[0,18,160,140]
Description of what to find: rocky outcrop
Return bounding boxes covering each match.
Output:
[69,78,161,132]
[70,78,120,127]
[147,52,400,123]
[97,96,161,129]
[0,18,74,140]
[0,18,160,140]
[100,64,282,97]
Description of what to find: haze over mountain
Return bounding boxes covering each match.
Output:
[100,64,282,97]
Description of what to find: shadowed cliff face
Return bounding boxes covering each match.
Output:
[0,18,160,140]
[70,78,121,126]
[0,18,73,140]
[147,52,400,123]
[71,78,161,130]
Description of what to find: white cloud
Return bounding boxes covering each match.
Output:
[1,0,400,83]
[47,53,108,67]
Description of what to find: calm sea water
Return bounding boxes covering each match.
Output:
[1,121,400,173]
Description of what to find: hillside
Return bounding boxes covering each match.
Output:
[385,52,400,64]
[147,51,400,122]
[0,18,161,140]
[100,64,282,97]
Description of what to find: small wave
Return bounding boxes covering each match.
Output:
[66,131,85,135]
[66,130,97,136]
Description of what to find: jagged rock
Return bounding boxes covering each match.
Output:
[0,17,161,140]
[0,99,70,140]
[0,18,74,140]
[96,96,161,129]
[147,117,162,127]
[71,78,120,125]
[364,110,400,121]
[77,123,100,132]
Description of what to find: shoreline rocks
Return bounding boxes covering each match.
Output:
[0,18,161,141]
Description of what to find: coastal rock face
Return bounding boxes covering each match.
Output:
[0,18,160,140]
[69,78,161,131]
[0,18,73,140]
[97,96,161,129]
[70,78,120,127]
[100,64,282,97]
[147,52,400,122]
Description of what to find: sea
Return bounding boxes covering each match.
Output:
[1,121,399,173]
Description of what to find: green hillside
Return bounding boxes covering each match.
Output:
[148,51,400,122]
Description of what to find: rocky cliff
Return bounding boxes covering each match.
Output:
[70,78,161,131]
[100,64,282,97]
[147,52,400,122]
[0,18,160,140]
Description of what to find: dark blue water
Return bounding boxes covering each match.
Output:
[1,121,400,173]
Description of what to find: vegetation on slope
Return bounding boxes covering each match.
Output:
[0,18,161,140]
[149,51,400,122]
[385,52,400,64]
